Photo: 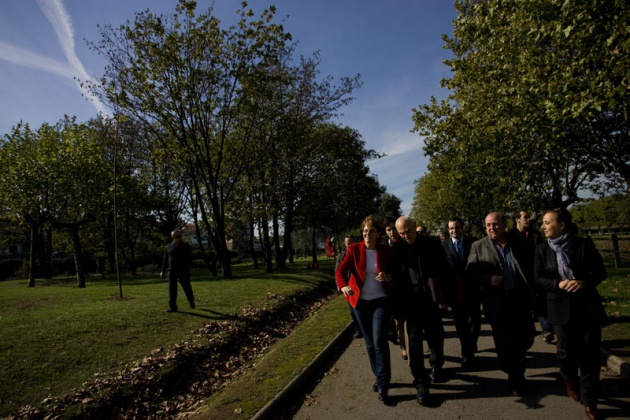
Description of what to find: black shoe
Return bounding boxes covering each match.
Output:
[430,368,446,383]
[461,355,475,369]
[189,302,195,309]
[377,388,389,404]
[372,382,378,392]
[416,386,430,406]
[508,374,526,396]
[166,308,178,313]
[354,331,363,339]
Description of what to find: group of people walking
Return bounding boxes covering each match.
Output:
[335,210,607,420]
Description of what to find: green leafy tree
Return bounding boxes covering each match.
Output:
[295,123,384,265]
[0,123,54,286]
[45,117,110,287]
[87,1,292,278]
[412,0,630,218]
[376,192,402,221]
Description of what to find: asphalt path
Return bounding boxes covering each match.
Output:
[275,315,630,420]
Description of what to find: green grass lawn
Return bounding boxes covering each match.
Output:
[0,258,338,417]
[600,263,630,362]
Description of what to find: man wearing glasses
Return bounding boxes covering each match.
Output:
[161,229,196,312]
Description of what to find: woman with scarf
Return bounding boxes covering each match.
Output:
[336,215,395,404]
[533,208,607,420]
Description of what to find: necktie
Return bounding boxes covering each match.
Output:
[455,240,463,260]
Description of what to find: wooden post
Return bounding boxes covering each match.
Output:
[611,234,622,268]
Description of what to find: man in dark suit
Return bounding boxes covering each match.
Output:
[442,216,480,368]
[466,212,536,396]
[394,216,453,406]
[160,229,195,312]
[508,210,555,344]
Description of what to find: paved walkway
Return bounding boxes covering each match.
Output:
[277,316,630,419]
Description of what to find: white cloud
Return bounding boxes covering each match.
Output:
[0,41,73,77]
[36,0,108,115]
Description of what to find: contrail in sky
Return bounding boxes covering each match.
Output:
[37,0,108,116]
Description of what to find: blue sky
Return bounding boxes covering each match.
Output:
[0,0,457,216]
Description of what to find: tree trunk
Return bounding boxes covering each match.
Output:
[284,205,295,264]
[261,218,273,273]
[104,213,116,274]
[68,225,86,288]
[28,224,36,287]
[42,227,52,279]
[273,211,286,270]
[310,224,319,266]
[248,219,259,269]
[190,189,217,276]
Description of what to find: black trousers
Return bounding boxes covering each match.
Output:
[168,269,195,310]
[452,298,481,358]
[555,314,602,407]
[400,291,444,387]
[488,294,535,380]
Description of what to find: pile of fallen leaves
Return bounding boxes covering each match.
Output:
[10,286,337,419]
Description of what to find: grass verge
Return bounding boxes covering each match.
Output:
[193,292,350,419]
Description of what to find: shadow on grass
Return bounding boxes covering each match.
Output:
[172,308,235,321]
[606,315,630,326]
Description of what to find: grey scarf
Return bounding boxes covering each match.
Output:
[547,231,575,280]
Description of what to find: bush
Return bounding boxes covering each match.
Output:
[0,258,23,281]
[51,256,75,276]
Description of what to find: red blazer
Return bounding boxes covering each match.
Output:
[335,241,395,308]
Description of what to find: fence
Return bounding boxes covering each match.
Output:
[589,234,630,268]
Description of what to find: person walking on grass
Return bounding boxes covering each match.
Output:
[160,229,195,312]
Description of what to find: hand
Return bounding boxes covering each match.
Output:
[490,275,503,287]
[160,272,165,279]
[560,279,583,293]
[341,286,354,297]
[376,272,392,284]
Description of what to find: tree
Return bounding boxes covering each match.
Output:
[295,123,384,265]
[412,0,630,218]
[87,1,292,278]
[45,117,110,288]
[0,123,53,286]
[376,192,402,220]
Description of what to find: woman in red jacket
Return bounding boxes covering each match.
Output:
[336,215,395,404]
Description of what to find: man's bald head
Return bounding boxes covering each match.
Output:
[395,216,417,245]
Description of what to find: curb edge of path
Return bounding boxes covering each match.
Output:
[251,321,354,420]
[602,346,630,381]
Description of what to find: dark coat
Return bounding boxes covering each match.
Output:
[443,236,479,304]
[466,235,535,323]
[395,235,454,306]
[533,236,607,326]
[162,241,193,273]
